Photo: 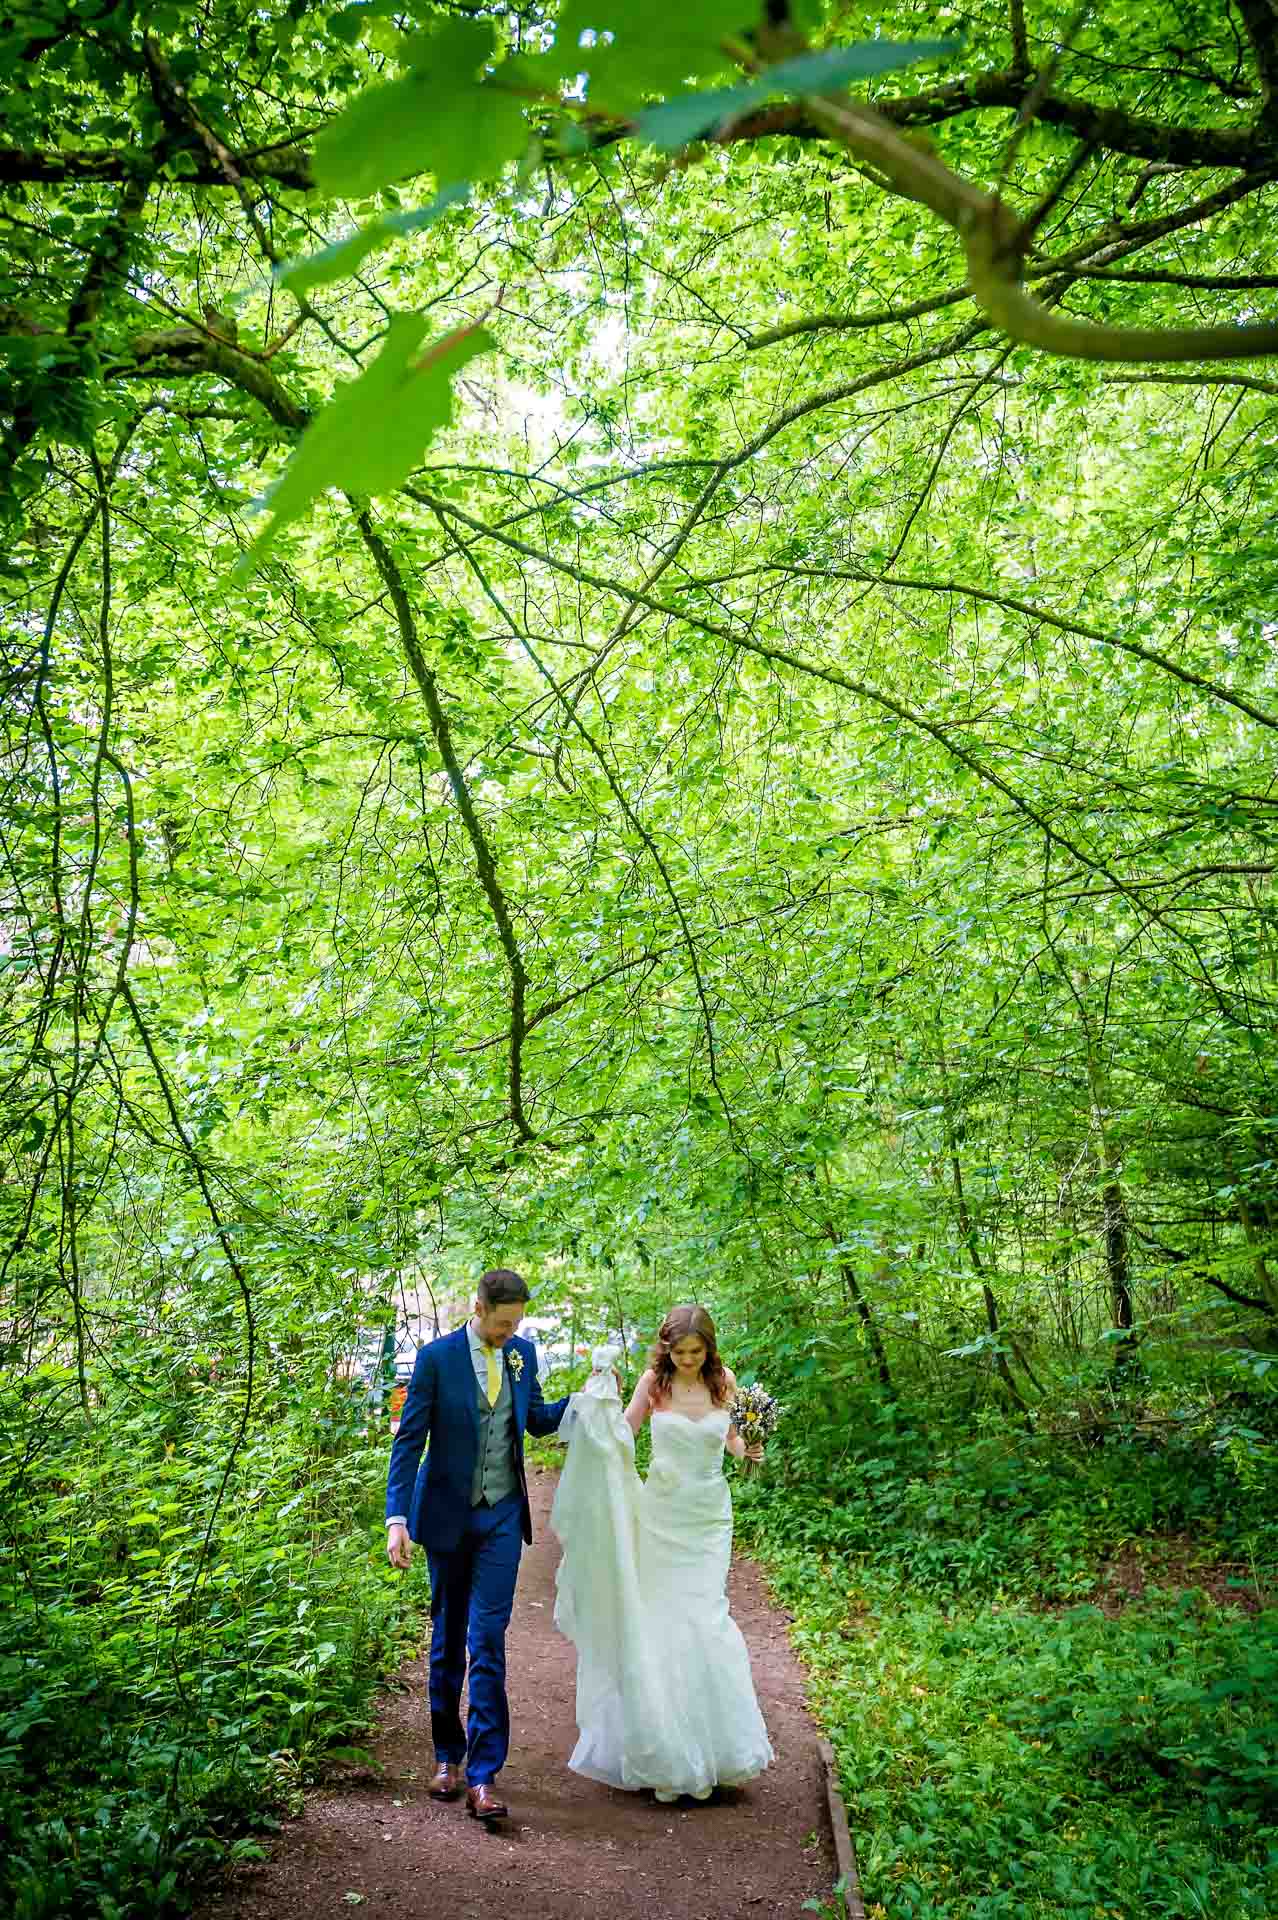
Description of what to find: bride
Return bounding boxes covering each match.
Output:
[550,1304,775,1802]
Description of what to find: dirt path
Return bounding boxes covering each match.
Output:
[200,1465,838,1920]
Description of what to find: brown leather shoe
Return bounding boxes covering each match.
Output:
[428,1761,463,1800]
[466,1782,508,1821]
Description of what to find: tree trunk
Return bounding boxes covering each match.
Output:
[1231,1157,1278,1317]
[938,1043,1033,1418]
[951,1148,1032,1418]
[822,1216,896,1401]
[1083,1048,1137,1356]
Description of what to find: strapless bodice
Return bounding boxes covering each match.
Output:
[648,1406,730,1486]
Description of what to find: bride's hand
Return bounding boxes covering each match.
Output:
[744,1443,764,1464]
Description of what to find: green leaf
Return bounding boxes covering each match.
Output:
[276,185,470,295]
[553,0,746,105]
[632,40,963,149]
[328,5,369,48]
[630,83,751,150]
[239,312,494,568]
[314,19,528,197]
[756,38,962,95]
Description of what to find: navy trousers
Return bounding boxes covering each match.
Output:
[425,1489,523,1785]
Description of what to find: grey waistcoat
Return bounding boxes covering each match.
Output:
[471,1356,519,1507]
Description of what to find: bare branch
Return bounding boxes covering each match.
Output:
[729,71,1265,171]
[1101,369,1278,397]
[747,284,971,347]
[0,143,314,189]
[792,92,1278,362]
[1233,0,1278,122]
[352,507,536,1144]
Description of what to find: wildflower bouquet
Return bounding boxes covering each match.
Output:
[728,1383,780,1476]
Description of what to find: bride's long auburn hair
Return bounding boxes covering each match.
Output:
[648,1304,730,1408]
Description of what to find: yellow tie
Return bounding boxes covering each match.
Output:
[485,1344,501,1408]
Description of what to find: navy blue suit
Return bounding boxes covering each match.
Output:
[385,1327,567,1783]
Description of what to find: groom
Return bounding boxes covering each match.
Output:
[385,1268,568,1821]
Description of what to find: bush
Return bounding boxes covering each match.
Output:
[0,1346,428,1918]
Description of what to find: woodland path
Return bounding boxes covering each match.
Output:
[199,1464,839,1920]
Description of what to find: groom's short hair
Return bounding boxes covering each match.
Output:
[477,1268,530,1307]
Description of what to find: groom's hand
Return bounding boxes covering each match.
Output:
[387,1522,412,1570]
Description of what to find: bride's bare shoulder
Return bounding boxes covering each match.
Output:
[638,1366,667,1407]
[722,1364,738,1389]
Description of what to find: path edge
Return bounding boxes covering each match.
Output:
[816,1737,866,1919]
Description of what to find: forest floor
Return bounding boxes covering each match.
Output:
[1034,1532,1273,1617]
[197,1465,838,1920]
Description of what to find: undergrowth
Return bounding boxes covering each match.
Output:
[0,1336,430,1920]
[736,1345,1278,1920]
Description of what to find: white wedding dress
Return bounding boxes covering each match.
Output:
[549,1349,774,1797]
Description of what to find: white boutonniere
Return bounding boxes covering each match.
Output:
[506,1348,524,1381]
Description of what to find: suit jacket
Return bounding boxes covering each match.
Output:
[385,1326,568,1551]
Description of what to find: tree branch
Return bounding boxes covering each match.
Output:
[0,143,314,189]
[715,562,1278,732]
[789,92,1278,362]
[1063,266,1278,289]
[747,284,971,347]
[1102,368,1278,396]
[1131,1222,1274,1314]
[411,487,1231,988]
[109,328,309,433]
[351,507,536,1144]
[730,70,1267,170]
[427,505,744,1148]
[1234,0,1278,123]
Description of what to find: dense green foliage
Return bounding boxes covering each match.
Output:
[732,1328,1278,1919]
[2,1321,429,1919]
[3,0,1278,1913]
